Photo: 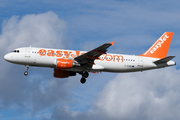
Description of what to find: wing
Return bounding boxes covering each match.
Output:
[74,41,116,68]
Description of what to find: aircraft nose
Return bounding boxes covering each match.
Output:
[4,54,11,61]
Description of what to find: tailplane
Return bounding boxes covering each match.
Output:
[153,56,175,65]
[140,32,174,59]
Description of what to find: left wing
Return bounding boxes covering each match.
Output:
[74,41,116,67]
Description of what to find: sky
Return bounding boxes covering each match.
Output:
[0,0,180,120]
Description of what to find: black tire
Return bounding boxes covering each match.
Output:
[80,77,86,84]
[24,71,28,76]
[82,71,89,78]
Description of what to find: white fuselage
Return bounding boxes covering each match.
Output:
[4,47,176,73]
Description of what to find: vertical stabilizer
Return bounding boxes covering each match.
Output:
[140,32,174,59]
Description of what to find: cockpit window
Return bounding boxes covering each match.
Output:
[12,50,20,53]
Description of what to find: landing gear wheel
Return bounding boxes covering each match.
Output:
[82,71,89,78]
[24,71,28,76]
[80,77,86,84]
[24,65,29,76]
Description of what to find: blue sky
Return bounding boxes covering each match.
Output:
[0,0,180,120]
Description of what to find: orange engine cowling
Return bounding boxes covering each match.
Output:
[57,59,74,69]
[54,68,76,78]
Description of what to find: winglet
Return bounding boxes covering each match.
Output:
[111,41,116,46]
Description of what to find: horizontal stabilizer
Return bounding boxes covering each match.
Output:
[154,56,175,64]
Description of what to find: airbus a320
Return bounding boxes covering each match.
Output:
[4,32,176,84]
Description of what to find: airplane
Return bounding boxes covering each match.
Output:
[4,32,176,84]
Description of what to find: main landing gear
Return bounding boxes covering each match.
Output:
[80,71,89,84]
[24,65,29,76]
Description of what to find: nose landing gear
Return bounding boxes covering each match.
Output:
[80,71,89,84]
[24,65,29,76]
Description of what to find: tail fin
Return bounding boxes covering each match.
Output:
[140,32,174,59]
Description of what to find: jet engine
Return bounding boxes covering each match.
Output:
[54,68,76,78]
[56,59,79,69]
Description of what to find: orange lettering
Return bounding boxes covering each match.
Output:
[39,50,124,63]
[71,54,75,58]
[39,49,46,56]
[76,51,80,56]
[56,50,63,57]
[71,51,81,58]
[113,55,124,62]
[105,54,112,61]
[63,51,72,58]
[99,54,105,61]
[47,50,55,57]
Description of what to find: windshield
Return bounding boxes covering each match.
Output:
[12,50,20,53]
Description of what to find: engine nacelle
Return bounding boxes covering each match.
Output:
[54,68,76,78]
[56,59,74,68]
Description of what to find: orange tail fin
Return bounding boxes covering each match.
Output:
[140,32,174,59]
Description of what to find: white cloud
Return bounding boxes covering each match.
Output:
[90,67,180,120]
[0,11,66,52]
[0,11,78,118]
[51,67,180,120]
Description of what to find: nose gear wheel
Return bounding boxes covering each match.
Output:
[24,65,29,76]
